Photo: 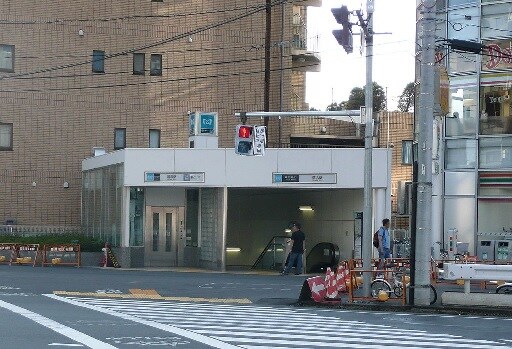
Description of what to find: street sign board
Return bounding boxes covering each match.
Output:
[272,173,337,184]
[145,172,205,183]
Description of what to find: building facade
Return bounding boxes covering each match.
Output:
[0,0,321,231]
[421,0,512,259]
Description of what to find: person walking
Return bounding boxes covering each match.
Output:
[281,221,306,275]
[377,218,391,274]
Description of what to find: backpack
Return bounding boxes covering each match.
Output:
[373,230,380,248]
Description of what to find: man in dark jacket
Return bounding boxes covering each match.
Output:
[281,221,306,275]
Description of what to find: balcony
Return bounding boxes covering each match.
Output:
[291,36,321,72]
[301,0,322,7]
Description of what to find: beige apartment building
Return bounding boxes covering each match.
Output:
[0,0,322,230]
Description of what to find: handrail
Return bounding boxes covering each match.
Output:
[251,235,289,270]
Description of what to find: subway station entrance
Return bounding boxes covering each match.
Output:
[82,147,391,270]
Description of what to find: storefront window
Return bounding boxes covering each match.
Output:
[444,197,476,252]
[445,139,477,169]
[478,199,512,234]
[480,83,512,135]
[479,136,512,169]
[446,80,478,136]
[479,172,512,197]
[481,4,512,39]
[448,7,479,41]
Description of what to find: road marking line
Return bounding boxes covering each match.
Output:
[0,300,117,349]
[45,294,243,349]
[48,344,84,347]
[53,291,252,304]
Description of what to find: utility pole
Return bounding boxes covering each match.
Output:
[264,0,272,131]
[415,0,436,306]
[360,0,374,297]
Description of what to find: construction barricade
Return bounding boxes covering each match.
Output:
[0,243,17,264]
[41,244,81,267]
[299,261,351,304]
[13,244,40,267]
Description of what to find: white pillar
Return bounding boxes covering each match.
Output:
[121,186,130,248]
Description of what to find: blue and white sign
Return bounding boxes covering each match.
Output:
[200,113,216,134]
[273,173,337,184]
[145,172,205,183]
[188,111,218,136]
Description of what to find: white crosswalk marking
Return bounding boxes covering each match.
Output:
[52,297,512,349]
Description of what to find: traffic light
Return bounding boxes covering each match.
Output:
[331,6,350,26]
[333,28,353,54]
[235,124,253,155]
[332,5,353,54]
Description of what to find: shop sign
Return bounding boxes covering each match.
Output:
[484,41,512,70]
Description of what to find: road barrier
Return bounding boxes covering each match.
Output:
[0,243,17,264]
[12,244,40,267]
[41,244,81,267]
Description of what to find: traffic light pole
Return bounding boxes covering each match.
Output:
[361,0,374,298]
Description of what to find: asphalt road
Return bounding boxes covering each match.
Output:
[0,266,511,349]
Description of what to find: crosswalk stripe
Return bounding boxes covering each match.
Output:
[58,296,512,349]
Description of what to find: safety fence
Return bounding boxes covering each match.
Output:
[0,243,80,267]
[41,244,80,267]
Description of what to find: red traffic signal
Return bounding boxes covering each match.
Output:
[238,125,252,138]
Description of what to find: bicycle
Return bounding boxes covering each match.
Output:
[496,282,512,294]
[370,267,438,305]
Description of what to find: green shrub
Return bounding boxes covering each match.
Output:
[0,233,104,252]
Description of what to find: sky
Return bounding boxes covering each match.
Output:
[306,0,417,111]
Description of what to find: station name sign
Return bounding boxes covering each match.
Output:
[272,173,337,184]
[145,172,205,183]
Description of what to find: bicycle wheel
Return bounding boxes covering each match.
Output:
[429,284,437,305]
[370,279,391,298]
[405,284,438,305]
[496,284,512,294]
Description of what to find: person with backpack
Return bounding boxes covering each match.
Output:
[376,218,391,275]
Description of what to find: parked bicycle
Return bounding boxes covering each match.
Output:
[496,282,512,294]
[370,267,437,305]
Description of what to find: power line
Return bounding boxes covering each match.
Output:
[0,0,306,81]
[0,61,319,93]
[0,4,264,25]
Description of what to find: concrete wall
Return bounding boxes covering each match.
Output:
[226,188,363,267]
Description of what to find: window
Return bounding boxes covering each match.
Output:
[401,140,413,165]
[150,54,162,76]
[133,53,145,75]
[479,137,512,169]
[480,78,512,135]
[149,129,161,148]
[445,139,477,169]
[446,80,478,137]
[0,123,13,150]
[482,4,512,39]
[92,50,105,73]
[114,128,126,150]
[0,45,14,72]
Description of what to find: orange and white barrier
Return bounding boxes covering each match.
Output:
[41,244,80,267]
